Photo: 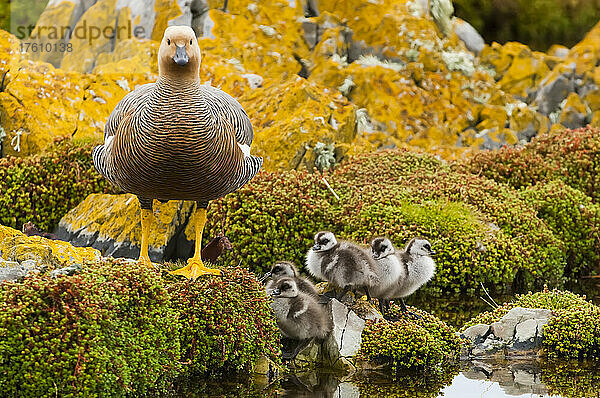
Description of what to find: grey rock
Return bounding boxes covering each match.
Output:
[492,307,552,342]
[50,263,82,278]
[0,259,42,282]
[463,323,491,343]
[331,299,365,358]
[471,335,505,357]
[301,20,318,48]
[453,17,485,54]
[468,307,553,359]
[535,72,575,115]
[478,128,509,151]
[560,104,588,129]
[514,318,538,342]
[515,122,538,142]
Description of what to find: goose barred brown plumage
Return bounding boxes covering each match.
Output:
[93,26,262,279]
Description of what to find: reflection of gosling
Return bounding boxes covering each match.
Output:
[269,278,332,341]
[371,237,436,319]
[306,231,379,300]
[264,261,319,298]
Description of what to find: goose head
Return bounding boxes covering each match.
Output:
[158,26,201,80]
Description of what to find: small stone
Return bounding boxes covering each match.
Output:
[241,73,264,89]
[453,17,485,54]
[50,263,82,278]
[535,73,575,115]
[462,324,490,342]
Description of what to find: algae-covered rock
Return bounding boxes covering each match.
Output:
[56,193,194,262]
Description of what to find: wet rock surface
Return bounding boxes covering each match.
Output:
[461,307,553,359]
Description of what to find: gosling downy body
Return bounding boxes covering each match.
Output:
[269,278,332,342]
[92,25,262,279]
[264,261,319,298]
[369,237,403,299]
[371,237,436,319]
[306,231,379,300]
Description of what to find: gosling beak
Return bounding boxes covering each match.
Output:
[258,271,271,283]
[270,288,281,297]
[173,45,189,66]
[372,253,380,260]
[312,244,321,251]
[429,249,437,256]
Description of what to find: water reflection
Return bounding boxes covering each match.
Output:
[458,359,549,396]
[169,359,600,398]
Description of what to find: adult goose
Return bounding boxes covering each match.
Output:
[93,26,262,279]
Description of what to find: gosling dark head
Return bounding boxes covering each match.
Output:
[312,231,337,252]
[371,237,395,260]
[405,237,436,257]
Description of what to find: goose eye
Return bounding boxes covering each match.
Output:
[167,39,171,45]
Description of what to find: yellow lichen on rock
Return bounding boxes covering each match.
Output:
[58,194,194,255]
[203,3,310,80]
[60,0,119,73]
[0,60,88,156]
[239,76,357,170]
[0,56,138,155]
[0,225,101,267]
[0,30,24,77]
[560,92,589,129]
[28,0,77,67]
[481,42,551,98]
[151,0,182,41]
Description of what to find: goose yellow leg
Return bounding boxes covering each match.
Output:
[138,209,154,267]
[169,207,221,279]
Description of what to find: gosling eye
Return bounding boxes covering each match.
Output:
[273,266,282,273]
[190,39,193,45]
[424,244,431,250]
[281,283,290,291]
[322,239,329,244]
[167,38,171,45]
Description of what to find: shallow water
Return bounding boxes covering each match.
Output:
[172,358,600,398]
[173,288,600,398]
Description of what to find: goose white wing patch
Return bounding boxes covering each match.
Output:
[237,142,251,158]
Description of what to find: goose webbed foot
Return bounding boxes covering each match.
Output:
[169,257,221,280]
[169,204,221,280]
